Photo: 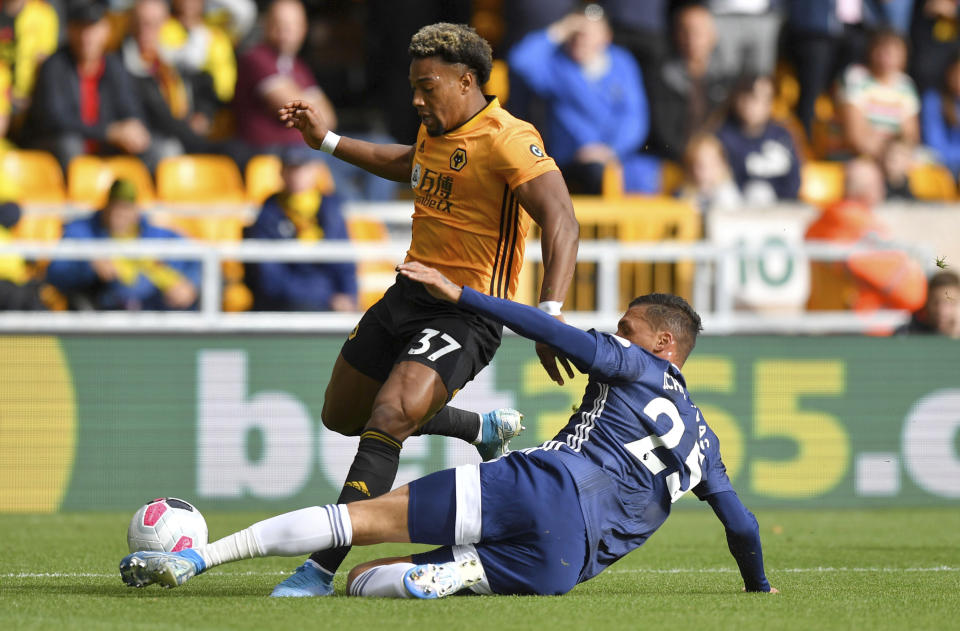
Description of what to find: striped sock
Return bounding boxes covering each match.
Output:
[349,563,417,598]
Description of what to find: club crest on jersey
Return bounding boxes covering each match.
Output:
[449,147,467,171]
[411,162,422,189]
[529,144,544,157]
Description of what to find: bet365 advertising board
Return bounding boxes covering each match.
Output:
[0,335,957,512]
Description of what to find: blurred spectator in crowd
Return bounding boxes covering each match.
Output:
[840,28,920,159]
[122,0,217,158]
[601,0,669,76]
[680,133,743,212]
[46,178,200,311]
[0,201,46,310]
[895,270,960,337]
[708,0,784,76]
[718,74,801,203]
[233,0,336,152]
[786,0,879,134]
[160,0,236,104]
[879,0,916,34]
[880,137,916,199]
[806,157,927,312]
[508,5,659,194]
[243,147,357,312]
[26,1,156,172]
[646,4,732,161]
[909,0,960,93]
[921,52,960,175]
[206,0,257,44]
[0,0,58,121]
[500,0,575,54]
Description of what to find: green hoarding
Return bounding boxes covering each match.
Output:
[0,335,957,512]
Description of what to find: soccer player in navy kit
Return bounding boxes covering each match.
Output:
[120,262,777,597]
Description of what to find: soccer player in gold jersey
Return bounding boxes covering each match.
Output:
[271,22,579,596]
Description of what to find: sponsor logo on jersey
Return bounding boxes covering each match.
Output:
[450,147,467,171]
[413,164,455,212]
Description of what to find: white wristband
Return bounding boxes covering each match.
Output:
[320,131,341,154]
[538,300,563,316]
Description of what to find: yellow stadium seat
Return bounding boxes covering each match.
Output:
[660,160,684,195]
[12,214,61,241]
[68,155,155,207]
[908,163,957,201]
[152,214,246,241]
[601,160,624,200]
[0,150,65,203]
[799,161,845,207]
[483,59,509,104]
[347,216,394,309]
[245,154,335,204]
[156,155,245,203]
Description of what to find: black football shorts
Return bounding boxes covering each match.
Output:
[340,274,503,400]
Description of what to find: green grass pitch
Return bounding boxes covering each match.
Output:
[1,508,958,631]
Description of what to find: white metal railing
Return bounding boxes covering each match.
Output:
[0,238,929,334]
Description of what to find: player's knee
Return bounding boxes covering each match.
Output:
[366,402,419,440]
[320,402,364,436]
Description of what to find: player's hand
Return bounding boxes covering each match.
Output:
[536,317,575,385]
[396,262,463,303]
[278,100,328,150]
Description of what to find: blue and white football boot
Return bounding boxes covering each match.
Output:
[475,408,525,461]
[119,549,206,589]
[270,560,335,597]
[402,560,485,599]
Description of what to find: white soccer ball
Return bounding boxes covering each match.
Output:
[127,497,208,553]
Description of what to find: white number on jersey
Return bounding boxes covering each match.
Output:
[624,397,703,503]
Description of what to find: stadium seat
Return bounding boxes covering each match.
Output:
[347,216,394,309]
[799,161,845,207]
[156,155,246,204]
[484,59,509,104]
[660,161,684,196]
[68,156,155,207]
[601,161,624,200]
[908,163,957,202]
[11,214,61,241]
[244,154,336,204]
[0,150,66,203]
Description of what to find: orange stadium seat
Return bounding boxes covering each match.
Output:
[0,150,65,203]
[484,59,509,104]
[68,156,155,206]
[601,161,624,199]
[156,155,246,204]
[799,161,845,206]
[347,216,395,309]
[908,163,957,202]
[660,160,684,196]
[245,154,335,204]
[11,214,61,241]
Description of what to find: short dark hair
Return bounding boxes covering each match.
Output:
[628,293,703,358]
[408,23,493,86]
[929,270,960,292]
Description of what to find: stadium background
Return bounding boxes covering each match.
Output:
[0,0,958,521]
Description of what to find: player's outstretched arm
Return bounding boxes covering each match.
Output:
[706,490,778,593]
[514,170,580,384]
[279,100,415,182]
[398,262,596,370]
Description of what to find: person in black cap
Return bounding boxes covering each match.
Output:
[0,200,47,311]
[243,146,358,312]
[24,0,160,172]
[45,178,201,311]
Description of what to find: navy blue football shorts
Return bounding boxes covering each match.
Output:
[407,450,588,596]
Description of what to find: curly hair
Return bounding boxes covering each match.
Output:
[628,293,703,358]
[408,23,493,86]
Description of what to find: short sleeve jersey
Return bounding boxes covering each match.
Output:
[841,64,919,134]
[405,97,558,300]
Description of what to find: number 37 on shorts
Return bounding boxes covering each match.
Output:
[408,328,462,362]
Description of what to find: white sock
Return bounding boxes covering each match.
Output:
[472,412,484,444]
[348,563,416,598]
[197,505,352,569]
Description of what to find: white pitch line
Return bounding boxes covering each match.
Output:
[2,567,957,579]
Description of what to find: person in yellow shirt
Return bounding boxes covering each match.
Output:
[271,22,580,598]
[0,0,58,115]
[159,0,236,103]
